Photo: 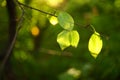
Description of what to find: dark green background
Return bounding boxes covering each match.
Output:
[0,0,120,80]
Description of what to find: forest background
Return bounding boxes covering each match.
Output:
[0,0,120,80]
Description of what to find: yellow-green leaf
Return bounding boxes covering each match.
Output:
[57,30,79,50]
[70,30,80,47]
[58,11,74,30]
[88,32,103,58]
[57,30,71,50]
[49,16,58,25]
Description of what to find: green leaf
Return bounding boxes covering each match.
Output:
[70,31,79,48]
[57,30,79,50]
[57,30,71,50]
[58,11,74,30]
[88,32,103,58]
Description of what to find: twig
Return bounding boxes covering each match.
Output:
[75,23,109,39]
[40,48,72,57]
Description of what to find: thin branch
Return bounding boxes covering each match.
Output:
[16,1,25,30]
[17,1,57,17]
[75,23,109,39]
[40,48,72,57]
[75,23,91,29]
[18,1,108,39]
[17,1,96,35]
[17,0,108,39]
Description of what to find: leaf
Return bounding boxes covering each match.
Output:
[70,31,79,48]
[49,16,58,25]
[88,32,103,58]
[57,30,79,50]
[57,30,71,50]
[58,11,74,30]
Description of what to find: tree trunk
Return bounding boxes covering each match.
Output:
[3,0,17,79]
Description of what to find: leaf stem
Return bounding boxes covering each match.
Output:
[90,24,96,32]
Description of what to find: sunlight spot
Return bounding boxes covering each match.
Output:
[31,26,40,36]
[1,0,6,7]
[114,0,120,8]
[18,0,25,3]
[49,16,58,25]
[46,0,64,7]
[18,0,24,3]
[67,68,81,78]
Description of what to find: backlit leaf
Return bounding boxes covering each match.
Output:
[58,11,74,30]
[49,16,58,25]
[70,31,79,47]
[88,32,103,58]
[57,30,70,50]
[57,30,79,50]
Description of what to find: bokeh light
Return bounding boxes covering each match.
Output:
[31,26,40,36]
[67,68,81,78]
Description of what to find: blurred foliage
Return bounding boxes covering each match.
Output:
[0,0,120,80]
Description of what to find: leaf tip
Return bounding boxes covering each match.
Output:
[91,52,99,59]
